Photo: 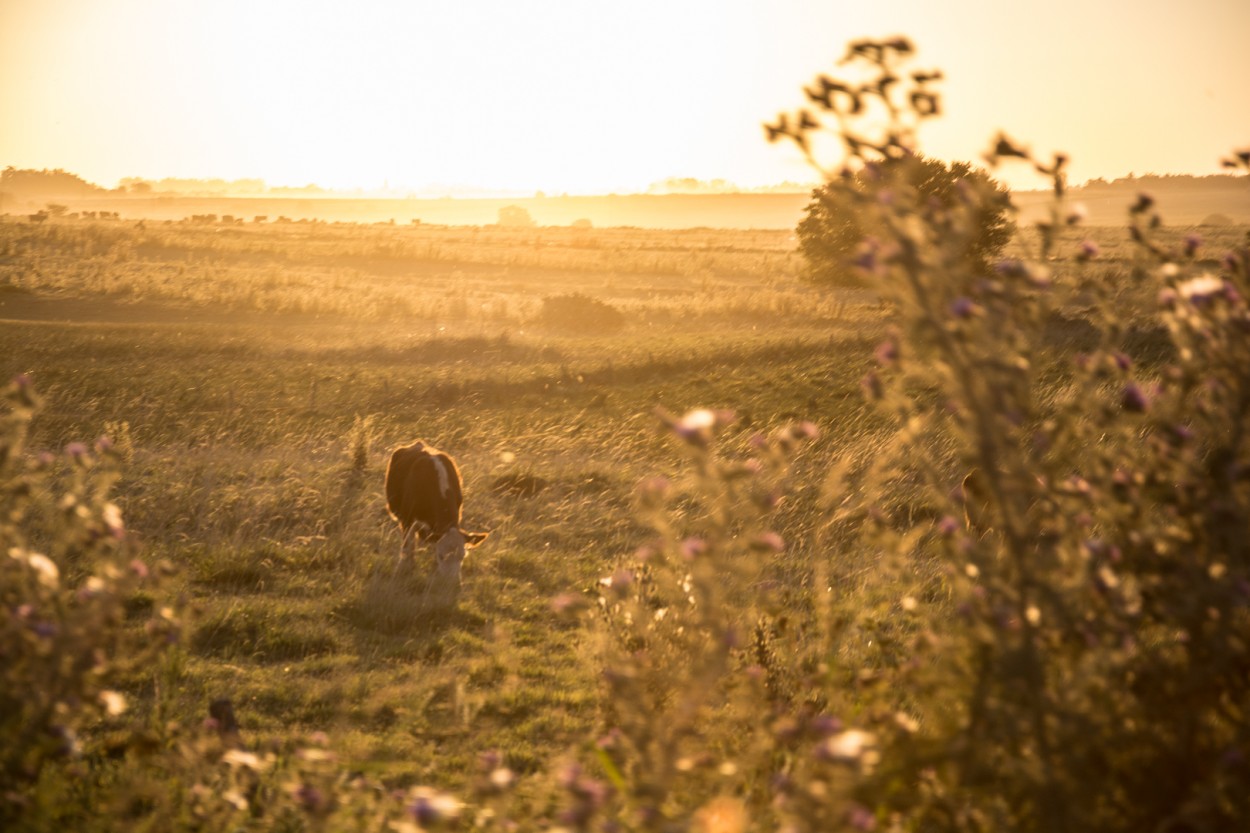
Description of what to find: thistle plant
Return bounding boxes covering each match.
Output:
[0,376,181,828]
[768,37,1250,833]
[584,408,822,830]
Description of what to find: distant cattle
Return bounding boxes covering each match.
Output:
[385,440,488,599]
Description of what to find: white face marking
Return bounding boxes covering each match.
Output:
[431,455,451,499]
[434,527,467,580]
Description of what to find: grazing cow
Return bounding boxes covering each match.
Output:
[385,440,488,595]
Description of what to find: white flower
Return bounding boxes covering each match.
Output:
[100,690,128,716]
[102,502,125,533]
[222,749,269,771]
[26,552,60,588]
[677,409,717,432]
[1178,273,1223,300]
[821,729,880,769]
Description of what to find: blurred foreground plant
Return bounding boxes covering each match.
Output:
[0,376,182,826]
[583,408,853,830]
[768,36,1250,833]
[0,377,480,832]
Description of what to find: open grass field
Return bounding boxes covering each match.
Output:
[2,211,1248,820]
[0,215,890,796]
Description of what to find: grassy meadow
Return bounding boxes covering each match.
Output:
[0,215,889,791]
[2,208,1247,823]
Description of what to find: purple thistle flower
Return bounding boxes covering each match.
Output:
[556,764,610,826]
[808,714,843,737]
[853,241,879,273]
[995,259,1026,278]
[1184,233,1202,257]
[791,421,820,440]
[949,297,978,319]
[295,784,327,814]
[1120,383,1149,413]
[640,472,670,492]
[1169,423,1195,444]
[847,804,877,831]
[596,729,622,750]
[680,537,707,560]
[874,339,899,366]
[550,592,587,615]
[64,442,88,459]
[1078,240,1100,261]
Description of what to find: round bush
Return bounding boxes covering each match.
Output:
[536,293,626,334]
[797,155,1014,286]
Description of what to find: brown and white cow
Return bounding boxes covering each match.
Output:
[384,440,488,593]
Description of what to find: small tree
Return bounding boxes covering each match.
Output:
[797,155,1014,285]
[497,204,536,228]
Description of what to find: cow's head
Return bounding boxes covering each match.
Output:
[423,527,489,609]
[430,527,489,581]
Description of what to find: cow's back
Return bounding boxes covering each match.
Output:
[385,440,464,534]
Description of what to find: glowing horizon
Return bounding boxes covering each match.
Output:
[1,0,1246,196]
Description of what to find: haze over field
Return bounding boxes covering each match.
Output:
[5,1,1250,827]
[2,0,1247,197]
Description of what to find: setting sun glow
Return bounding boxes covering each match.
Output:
[2,0,1247,194]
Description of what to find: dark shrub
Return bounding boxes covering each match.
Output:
[536,293,625,334]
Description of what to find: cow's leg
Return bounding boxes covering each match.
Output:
[396,522,419,571]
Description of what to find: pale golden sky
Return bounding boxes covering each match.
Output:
[1,0,1246,194]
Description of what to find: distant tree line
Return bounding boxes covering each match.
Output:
[1080,172,1249,191]
[119,176,268,196]
[0,167,332,202]
[1,167,108,199]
